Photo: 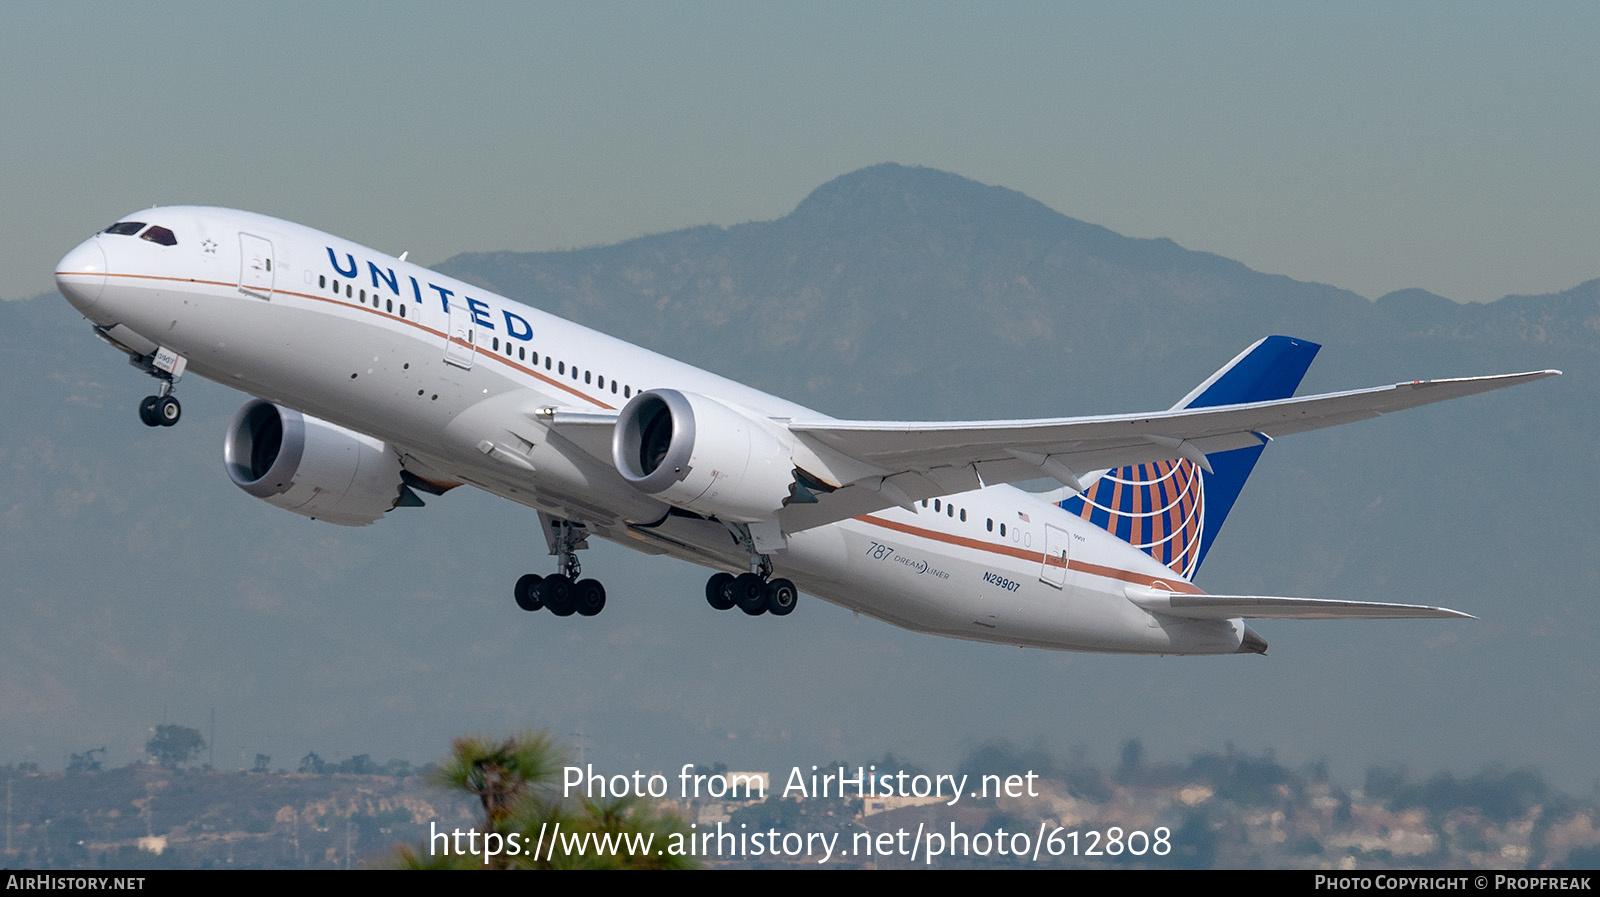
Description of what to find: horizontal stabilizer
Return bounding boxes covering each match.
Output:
[1124,586,1475,620]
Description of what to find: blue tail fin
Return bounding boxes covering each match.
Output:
[1059,336,1320,580]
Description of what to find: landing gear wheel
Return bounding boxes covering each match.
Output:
[706,572,736,610]
[733,573,767,616]
[764,578,798,616]
[574,579,607,616]
[154,395,181,426]
[138,396,160,427]
[514,574,544,612]
[539,574,575,616]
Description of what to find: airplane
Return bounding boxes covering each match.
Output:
[52,207,1558,656]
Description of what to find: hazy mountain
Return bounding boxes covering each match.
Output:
[438,163,1593,417]
[4,165,1596,793]
[437,160,1597,615]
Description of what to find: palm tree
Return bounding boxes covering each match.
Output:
[432,731,565,835]
[390,730,695,870]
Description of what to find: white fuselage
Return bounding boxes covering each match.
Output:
[55,206,1243,655]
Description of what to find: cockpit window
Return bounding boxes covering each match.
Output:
[103,221,145,236]
[141,225,177,246]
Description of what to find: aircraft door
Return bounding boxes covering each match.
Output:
[1041,524,1070,588]
[444,302,476,369]
[239,233,275,299]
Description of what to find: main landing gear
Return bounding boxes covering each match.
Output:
[513,516,607,618]
[704,571,799,616]
[703,526,799,617]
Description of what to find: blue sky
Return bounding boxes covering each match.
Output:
[6,2,1598,304]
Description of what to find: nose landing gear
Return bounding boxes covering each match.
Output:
[100,333,187,429]
[138,386,181,428]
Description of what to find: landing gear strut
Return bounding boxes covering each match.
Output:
[512,515,607,618]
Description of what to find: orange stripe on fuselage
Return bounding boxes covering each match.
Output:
[856,514,1204,593]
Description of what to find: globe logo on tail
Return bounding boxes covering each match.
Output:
[1060,459,1206,580]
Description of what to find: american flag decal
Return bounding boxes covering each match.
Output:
[1059,459,1205,580]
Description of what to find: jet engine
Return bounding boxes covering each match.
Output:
[612,389,799,523]
[224,399,408,526]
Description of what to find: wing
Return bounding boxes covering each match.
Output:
[1124,586,1475,620]
[775,369,1559,531]
[537,369,1557,533]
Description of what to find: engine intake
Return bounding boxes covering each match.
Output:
[224,399,407,526]
[612,389,797,523]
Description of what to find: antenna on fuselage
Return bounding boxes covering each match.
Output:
[398,251,409,261]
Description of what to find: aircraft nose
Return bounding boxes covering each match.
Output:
[56,238,107,310]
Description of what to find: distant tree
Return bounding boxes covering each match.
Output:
[67,747,105,774]
[1364,765,1407,801]
[146,725,205,768]
[252,753,272,774]
[335,754,378,775]
[298,751,325,774]
[729,796,804,830]
[380,758,416,778]
[1117,738,1145,782]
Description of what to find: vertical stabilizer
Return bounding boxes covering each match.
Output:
[1059,336,1320,580]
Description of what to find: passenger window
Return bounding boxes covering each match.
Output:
[518,347,525,360]
[934,499,941,512]
[611,381,618,394]
[584,371,591,384]
[492,337,500,351]
[624,386,631,398]
[400,305,406,319]
[1000,523,1007,537]
[387,299,393,313]
[960,509,967,522]
[558,362,564,374]
[986,519,993,532]
[319,275,326,288]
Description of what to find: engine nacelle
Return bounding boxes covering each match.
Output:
[224,399,406,526]
[612,389,798,523]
